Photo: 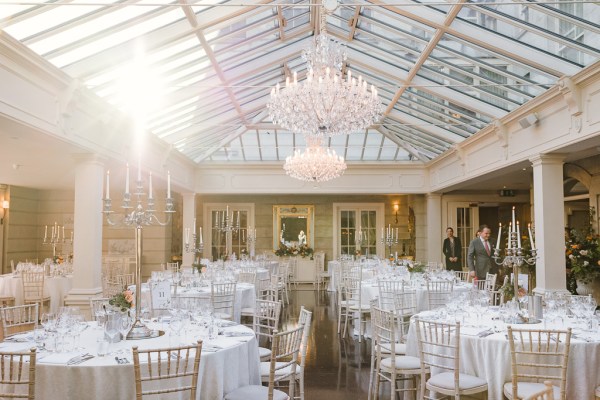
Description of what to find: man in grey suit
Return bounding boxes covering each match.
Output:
[467,225,494,280]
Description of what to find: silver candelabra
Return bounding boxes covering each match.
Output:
[380,224,398,258]
[185,220,204,263]
[42,222,73,258]
[246,227,257,258]
[492,207,537,300]
[214,206,240,257]
[102,165,175,339]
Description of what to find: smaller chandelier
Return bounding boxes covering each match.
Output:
[284,136,347,182]
[268,32,382,137]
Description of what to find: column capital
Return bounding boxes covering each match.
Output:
[71,152,107,167]
[426,193,443,200]
[529,153,567,167]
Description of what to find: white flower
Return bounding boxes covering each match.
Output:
[584,261,589,266]
[569,254,575,260]
[580,250,588,256]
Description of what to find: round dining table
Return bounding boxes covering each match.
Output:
[0,321,260,400]
[405,310,600,400]
[138,282,256,323]
[0,273,73,313]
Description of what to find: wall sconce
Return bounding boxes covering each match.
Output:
[393,203,399,224]
[1,200,8,225]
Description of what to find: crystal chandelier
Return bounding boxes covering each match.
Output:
[284,136,347,182]
[268,31,382,136]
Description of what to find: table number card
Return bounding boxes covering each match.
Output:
[150,279,171,309]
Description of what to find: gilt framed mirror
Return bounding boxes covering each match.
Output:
[273,205,314,250]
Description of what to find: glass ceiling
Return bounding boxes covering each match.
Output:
[1,0,598,164]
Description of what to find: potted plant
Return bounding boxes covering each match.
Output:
[565,208,600,295]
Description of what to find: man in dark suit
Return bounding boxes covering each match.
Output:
[442,227,462,271]
[467,225,495,280]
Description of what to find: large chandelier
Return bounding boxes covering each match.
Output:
[268,32,382,136]
[284,136,347,182]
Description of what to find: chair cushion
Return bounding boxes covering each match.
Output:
[503,382,560,399]
[258,346,271,361]
[348,304,371,312]
[260,361,300,380]
[380,355,421,371]
[224,385,289,400]
[214,312,233,320]
[240,307,255,315]
[428,372,487,391]
[380,342,407,355]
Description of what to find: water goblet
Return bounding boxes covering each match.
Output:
[104,313,121,353]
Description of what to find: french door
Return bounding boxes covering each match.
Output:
[333,203,384,258]
[446,202,479,266]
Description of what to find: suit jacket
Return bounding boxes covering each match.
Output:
[443,237,462,269]
[467,238,494,279]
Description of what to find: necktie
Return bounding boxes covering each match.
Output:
[484,240,490,256]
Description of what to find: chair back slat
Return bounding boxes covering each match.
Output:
[0,348,37,399]
[132,341,202,400]
[507,327,571,400]
[426,280,454,310]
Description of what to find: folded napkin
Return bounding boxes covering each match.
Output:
[461,327,494,337]
[39,352,88,365]
[223,331,254,337]
[0,343,35,352]
[4,333,33,342]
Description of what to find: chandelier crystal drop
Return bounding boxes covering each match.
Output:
[284,136,347,182]
[268,32,382,137]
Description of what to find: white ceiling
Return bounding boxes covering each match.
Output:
[1,0,598,169]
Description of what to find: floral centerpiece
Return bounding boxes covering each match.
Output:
[407,261,425,273]
[565,207,600,285]
[499,279,527,302]
[274,243,314,259]
[109,290,134,312]
[192,262,207,274]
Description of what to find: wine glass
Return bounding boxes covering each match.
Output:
[119,312,133,341]
[71,315,88,350]
[104,313,121,353]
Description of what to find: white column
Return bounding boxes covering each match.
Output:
[64,155,104,313]
[426,193,443,264]
[181,193,196,267]
[530,154,568,295]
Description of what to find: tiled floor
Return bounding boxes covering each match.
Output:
[280,285,372,399]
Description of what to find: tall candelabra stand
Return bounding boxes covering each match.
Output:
[185,224,204,264]
[42,223,73,258]
[355,228,364,256]
[380,225,398,259]
[214,207,240,256]
[492,207,537,301]
[103,167,174,339]
[247,227,257,258]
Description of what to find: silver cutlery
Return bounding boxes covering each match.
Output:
[115,356,130,364]
[67,353,94,365]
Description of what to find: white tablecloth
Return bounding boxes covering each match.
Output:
[139,283,256,323]
[0,274,73,313]
[360,280,470,313]
[326,261,378,292]
[406,313,600,399]
[0,321,260,400]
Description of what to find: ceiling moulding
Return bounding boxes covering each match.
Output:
[194,164,429,195]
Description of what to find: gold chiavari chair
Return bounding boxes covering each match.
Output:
[0,347,37,399]
[89,298,111,322]
[116,273,135,289]
[505,326,572,400]
[371,306,422,400]
[415,319,488,399]
[224,330,289,400]
[259,324,305,399]
[132,340,202,400]
[21,271,50,314]
[210,282,236,321]
[524,381,555,400]
[425,280,454,310]
[0,304,38,341]
[453,270,470,282]
[254,300,282,362]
